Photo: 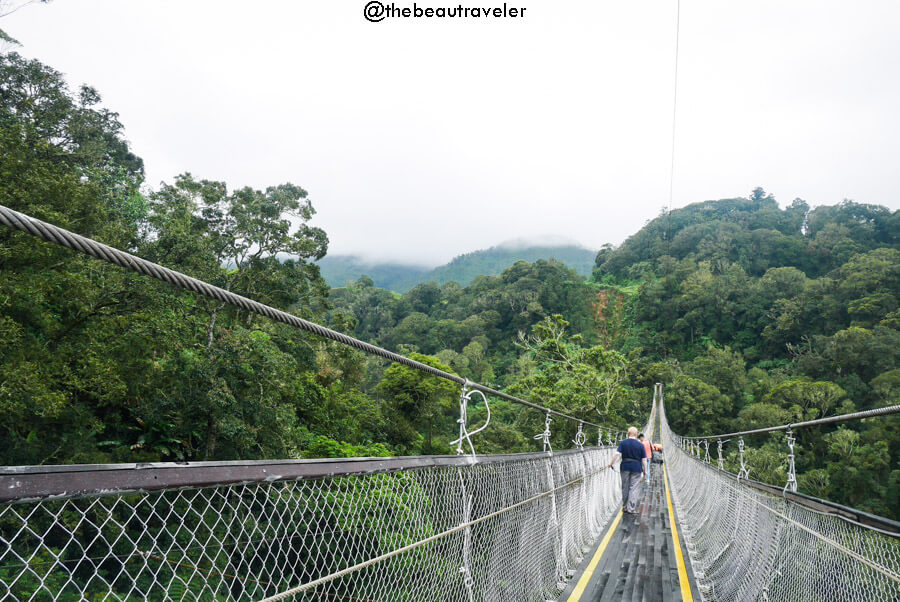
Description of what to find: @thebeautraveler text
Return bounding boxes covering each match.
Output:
[364,2,527,23]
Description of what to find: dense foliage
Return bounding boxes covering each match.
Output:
[0,51,897,521]
[596,189,899,518]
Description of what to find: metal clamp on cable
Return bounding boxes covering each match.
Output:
[573,421,585,450]
[534,411,553,453]
[717,439,730,471]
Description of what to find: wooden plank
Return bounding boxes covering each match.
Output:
[570,465,691,601]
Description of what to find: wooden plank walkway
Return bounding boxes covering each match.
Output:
[560,465,701,602]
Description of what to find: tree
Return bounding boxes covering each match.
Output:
[509,315,631,437]
[734,403,792,433]
[145,174,328,343]
[129,173,334,459]
[376,353,459,455]
[0,52,146,464]
[666,375,732,435]
[686,346,748,408]
[764,380,846,422]
[871,369,900,406]
[749,187,772,202]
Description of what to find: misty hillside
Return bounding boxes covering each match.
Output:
[319,244,597,291]
[315,256,430,292]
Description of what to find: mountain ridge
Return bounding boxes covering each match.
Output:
[318,243,597,291]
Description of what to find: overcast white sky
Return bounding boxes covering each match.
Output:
[4,1,899,265]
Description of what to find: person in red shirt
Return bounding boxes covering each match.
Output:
[639,433,653,482]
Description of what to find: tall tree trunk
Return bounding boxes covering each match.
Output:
[205,415,217,460]
[207,302,226,348]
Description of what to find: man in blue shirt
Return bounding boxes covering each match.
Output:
[607,426,648,514]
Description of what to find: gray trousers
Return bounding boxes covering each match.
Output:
[620,470,643,512]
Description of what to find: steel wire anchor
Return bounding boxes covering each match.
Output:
[534,411,553,452]
[783,429,798,494]
[717,439,726,471]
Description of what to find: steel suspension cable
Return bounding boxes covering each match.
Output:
[681,404,900,441]
[0,203,612,431]
[668,0,681,216]
[662,0,680,342]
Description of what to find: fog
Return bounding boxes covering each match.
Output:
[4,0,899,264]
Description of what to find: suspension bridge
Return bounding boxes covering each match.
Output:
[0,204,899,601]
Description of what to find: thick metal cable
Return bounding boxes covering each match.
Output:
[682,404,900,441]
[0,203,609,430]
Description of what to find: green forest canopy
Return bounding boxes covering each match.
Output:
[0,51,897,518]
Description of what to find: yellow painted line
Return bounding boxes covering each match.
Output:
[566,509,623,601]
[663,463,694,601]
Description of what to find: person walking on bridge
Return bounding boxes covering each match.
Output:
[639,433,653,482]
[607,427,648,514]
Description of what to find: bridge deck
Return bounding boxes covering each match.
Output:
[560,465,700,602]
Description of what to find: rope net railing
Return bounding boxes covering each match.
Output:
[0,448,620,601]
[659,393,900,601]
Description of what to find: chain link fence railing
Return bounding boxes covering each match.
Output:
[659,400,900,601]
[1,448,620,601]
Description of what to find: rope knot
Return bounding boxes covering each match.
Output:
[450,381,490,459]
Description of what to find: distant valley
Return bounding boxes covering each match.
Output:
[317,244,598,291]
